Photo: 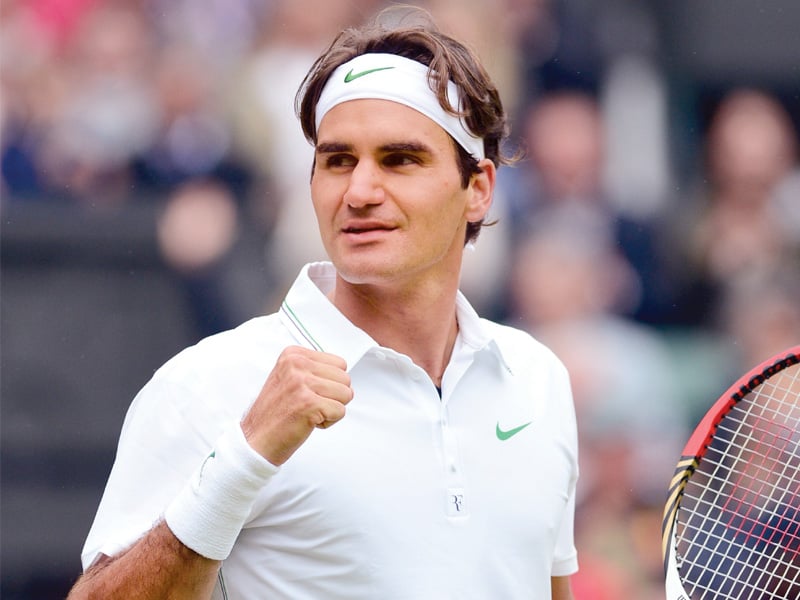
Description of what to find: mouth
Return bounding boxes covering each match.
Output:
[338,223,398,246]
[341,222,397,235]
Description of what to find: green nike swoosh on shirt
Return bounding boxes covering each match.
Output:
[496,421,533,441]
[344,66,395,83]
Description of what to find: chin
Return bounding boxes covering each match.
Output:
[330,253,406,286]
[335,264,395,286]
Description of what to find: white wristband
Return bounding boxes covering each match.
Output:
[164,424,278,560]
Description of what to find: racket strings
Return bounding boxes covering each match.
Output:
[676,362,800,599]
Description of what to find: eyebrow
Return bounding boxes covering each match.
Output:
[315,140,433,155]
[315,141,351,154]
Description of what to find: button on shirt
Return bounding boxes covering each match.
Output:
[82,261,579,599]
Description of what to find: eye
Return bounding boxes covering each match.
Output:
[322,154,357,169]
[383,153,419,168]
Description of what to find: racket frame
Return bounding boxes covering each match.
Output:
[662,346,800,600]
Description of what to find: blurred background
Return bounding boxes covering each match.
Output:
[1,0,798,597]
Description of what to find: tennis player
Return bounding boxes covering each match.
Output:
[69,10,579,599]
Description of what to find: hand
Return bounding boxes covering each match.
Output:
[241,346,353,466]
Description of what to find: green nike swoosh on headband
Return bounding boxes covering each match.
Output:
[496,421,533,441]
[344,66,396,83]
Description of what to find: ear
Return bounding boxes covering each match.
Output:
[464,158,496,222]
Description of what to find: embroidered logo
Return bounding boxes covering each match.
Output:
[446,487,468,517]
[495,421,532,441]
[198,450,216,485]
[344,66,395,83]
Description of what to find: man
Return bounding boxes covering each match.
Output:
[69,10,578,599]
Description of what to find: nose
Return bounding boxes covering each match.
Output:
[343,160,384,208]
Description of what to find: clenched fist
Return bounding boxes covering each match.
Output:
[241,346,353,466]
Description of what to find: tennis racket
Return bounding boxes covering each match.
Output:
[663,345,800,599]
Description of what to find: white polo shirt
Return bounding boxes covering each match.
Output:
[82,261,578,599]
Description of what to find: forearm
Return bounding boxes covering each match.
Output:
[551,575,575,600]
[68,520,219,600]
[69,348,348,599]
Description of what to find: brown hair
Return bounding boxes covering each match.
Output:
[295,8,511,243]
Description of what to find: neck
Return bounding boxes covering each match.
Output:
[330,274,460,388]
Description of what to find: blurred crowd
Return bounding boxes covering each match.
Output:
[2,1,799,598]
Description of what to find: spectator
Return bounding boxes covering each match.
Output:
[670,88,800,325]
[497,91,675,324]
[506,206,685,599]
[718,265,800,376]
[2,2,157,205]
[36,2,160,207]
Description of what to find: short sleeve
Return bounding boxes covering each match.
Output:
[80,375,234,569]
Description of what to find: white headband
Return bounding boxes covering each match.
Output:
[314,53,485,161]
